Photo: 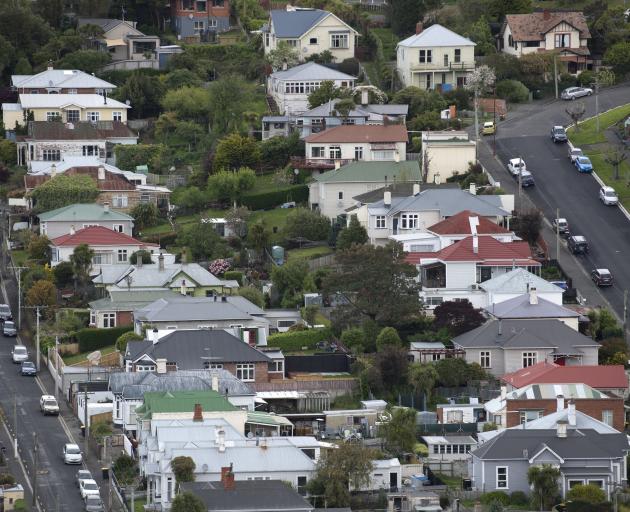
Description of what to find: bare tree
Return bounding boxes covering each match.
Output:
[604,146,628,180]
[566,101,586,131]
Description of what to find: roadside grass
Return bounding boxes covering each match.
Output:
[287,245,333,261]
[587,151,630,210]
[567,103,630,146]
[62,344,117,366]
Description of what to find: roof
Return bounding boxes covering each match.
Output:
[25,166,137,192]
[352,182,458,204]
[429,211,511,235]
[398,24,475,48]
[305,124,408,143]
[300,99,408,119]
[77,17,136,32]
[504,12,591,41]
[11,68,116,90]
[246,411,293,427]
[89,290,182,312]
[270,8,329,37]
[502,362,628,390]
[18,94,130,109]
[510,408,620,433]
[485,294,579,319]
[422,435,477,444]
[125,329,270,369]
[26,121,137,141]
[410,341,446,350]
[135,390,238,418]
[181,480,313,512]
[314,161,421,184]
[452,319,600,352]
[271,61,356,81]
[38,203,133,223]
[134,296,265,323]
[480,268,564,294]
[50,225,157,248]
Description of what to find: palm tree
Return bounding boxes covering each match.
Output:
[527,465,560,511]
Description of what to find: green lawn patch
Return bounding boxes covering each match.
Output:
[287,245,333,261]
[435,473,462,489]
[11,250,27,267]
[587,151,630,209]
[371,28,400,61]
[62,344,117,366]
[250,208,291,232]
[568,103,630,146]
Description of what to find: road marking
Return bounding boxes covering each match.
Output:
[34,376,77,444]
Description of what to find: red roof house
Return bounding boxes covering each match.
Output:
[428,210,512,236]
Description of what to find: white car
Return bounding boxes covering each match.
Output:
[561,86,593,100]
[79,479,100,500]
[599,186,619,206]
[568,147,583,163]
[11,345,27,364]
[76,469,92,487]
[507,158,527,176]
[63,443,83,464]
[40,395,59,415]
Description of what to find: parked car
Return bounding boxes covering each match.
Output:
[76,470,93,487]
[568,235,589,255]
[568,147,583,163]
[553,218,570,234]
[63,443,83,464]
[561,86,593,100]
[482,121,496,135]
[599,186,619,206]
[575,156,593,173]
[592,268,613,287]
[40,395,59,415]
[550,126,567,143]
[507,158,527,176]
[0,304,12,321]
[79,479,100,500]
[517,169,535,187]
[3,321,17,337]
[279,201,296,209]
[20,361,36,376]
[11,345,27,364]
[84,495,104,512]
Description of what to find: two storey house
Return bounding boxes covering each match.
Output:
[11,64,116,94]
[170,0,231,38]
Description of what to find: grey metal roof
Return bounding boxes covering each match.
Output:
[134,296,263,323]
[485,294,580,320]
[89,290,181,312]
[510,409,619,433]
[471,429,628,461]
[262,116,289,122]
[398,24,475,48]
[38,203,133,222]
[11,68,116,90]
[300,99,408,119]
[93,263,233,289]
[452,319,599,352]
[270,8,330,38]
[125,330,270,369]
[481,268,564,294]
[271,62,356,81]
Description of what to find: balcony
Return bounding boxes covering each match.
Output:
[290,157,354,169]
[409,61,475,72]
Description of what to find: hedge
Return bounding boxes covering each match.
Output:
[241,185,308,210]
[267,328,332,352]
[76,325,133,352]
[141,231,178,247]
[223,271,243,286]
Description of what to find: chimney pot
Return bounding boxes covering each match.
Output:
[384,190,392,207]
[469,182,476,195]
[158,252,165,272]
[556,394,565,413]
[529,287,538,305]
[568,401,576,426]
[413,183,420,196]
[415,22,423,34]
[193,403,203,422]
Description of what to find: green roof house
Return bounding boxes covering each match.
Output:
[38,203,134,239]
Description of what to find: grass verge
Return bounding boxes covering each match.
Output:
[287,245,333,261]
[568,103,630,146]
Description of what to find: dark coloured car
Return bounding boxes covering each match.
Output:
[592,269,613,287]
[567,235,589,255]
[519,170,535,187]
[550,126,567,143]
[20,361,36,376]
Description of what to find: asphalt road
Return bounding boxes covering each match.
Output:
[491,85,630,318]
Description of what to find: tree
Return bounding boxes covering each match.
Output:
[208,75,256,135]
[589,308,622,341]
[247,221,270,256]
[177,222,226,261]
[285,208,330,241]
[376,345,410,391]
[207,168,256,207]
[496,80,529,103]
[171,187,208,214]
[0,140,17,166]
[59,50,111,74]
[115,144,165,172]
[380,407,417,457]
[170,492,205,512]
[266,41,300,70]
[466,16,495,56]
[514,210,542,246]
[170,456,196,485]
[162,69,202,90]
[566,101,586,131]
[161,86,211,124]
[409,362,438,402]
[487,0,532,19]
[340,327,365,352]
[129,250,152,265]
[31,175,99,213]
[336,215,368,250]
[390,0,427,37]
[26,280,57,308]
[434,358,480,387]
[527,465,560,511]
[27,235,51,263]
[131,203,159,231]
[271,259,312,308]
[433,300,485,336]
[213,134,261,171]
[238,286,265,309]
[392,87,447,118]
[602,38,630,77]
[466,65,496,96]
[71,244,94,293]
[53,261,74,288]
[308,80,351,109]
[604,146,627,180]
[114,72,165,118]
[566,484,606,504]
[376,326,402,350]
[301,304,319,327]
[115,331,143,352]
[224,207,251,239]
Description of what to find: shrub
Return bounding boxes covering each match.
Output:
[116,330,143,352]
[480,491,510,505]
[267,328,332,352]
[209,258,231,275]
[223,271,243,285]
[76,326,133,352]
[112,453,136,485]
[510,491,528,505]
[0,473,15,485]
[130,250,152,265]
[496,79,529,103]
[241,185,308,210]
[141,231,178,247]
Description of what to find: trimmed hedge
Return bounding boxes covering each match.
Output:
[223,271,243,286]
[241,185,308,210]
[267,328,332,352]
[77,325,133,352]
[141,231,178,247]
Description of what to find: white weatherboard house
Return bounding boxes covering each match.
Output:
[11,64,116,94]
[262,6,358,62]
[420,131,476,183]
[397,23,475,90]
[38,203,134,238]
[267,62,356,116]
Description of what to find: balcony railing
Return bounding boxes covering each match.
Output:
[290,157,355,169]
[410,61,475,71]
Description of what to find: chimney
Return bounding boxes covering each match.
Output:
[222,464,235,490]
[180,279,187,296]
[469,182,476,195]
[334,160,341,170]
[413,183,420,196]
[543,9,550,20]
[394,151,400,163]
[193,403,203,422]
[556,394,565,413]
[97,165,105,181]
[472,233,478,254]
[47,60,53,71]
[415,22,423,34]
[212,375,219,392]
[556,420,568,438]
[103,202,110,213]
[361,89,369,106]
[282,60,288,71]
[529,287,538,305]
[50,163,57,177]
[384,190,391,207]
[156,358,167,374]
[150,328,159,344]
[568,401,576,426]
[500,386,506,400]
[70,225,76,236]
[158,252,164,272]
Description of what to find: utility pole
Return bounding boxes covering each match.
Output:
[54,336,60,402]
[84,383,89,462]
[32,432,38,508]
[553,54,558,100]
[8,265,27,330]
[556,208,560,265]
[13,395,17,459]
[474,90,480,162]
[518,157,523,213]
[624,290,628,343]
[594,79,600,133]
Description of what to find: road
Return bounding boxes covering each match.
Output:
[489,84,630,318]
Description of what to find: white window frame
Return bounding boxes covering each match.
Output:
[236,363,255,382]
[419,49,432,63]
[269,360,284,373]
[519,410,543,424]
[209,18,217,28]
[372,149,394,161]
[375,215,386,229]
[90,311,96,326]
[113,224,124,233]
[311,146,325,158]
[354,146,363,160]
[602,410,614,426]
[117,249,128,263]
[479,351,491,369]
[197,324,217,329]
[166,325,177,330]
[66,109,80,122]
[496,466,508,489]
[330,33,349,49]
[400,213,419,230]
[309,37,318,45]
[424,297,443,307]
[112,196,128,208]
[102,312,116,328]
[193,20,205,33]
[522,351,537,368]
[329,146,341,159]
[136,364,155,372]
[113,111,122,122]
[285,39,298,47]
[46,111,60,121]
[87,111,100,122]
[42,149,61,161]
[67,88,77,94]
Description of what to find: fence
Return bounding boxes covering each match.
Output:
[307,254,336,270]
[285,353,351,373]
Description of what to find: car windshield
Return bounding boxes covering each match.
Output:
[0,306,10,313]
[23,362,34,368]
[554,128,565,133]
[84,483,98,491]
[605,191,617,197]
[66,446,80,454]
[14,347,26,354]
[578,157,590,163]
[86,496,102,502]
[44,400,57,407]
[5,322,14,328]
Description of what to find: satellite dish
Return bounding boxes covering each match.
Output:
[86,351,102,365]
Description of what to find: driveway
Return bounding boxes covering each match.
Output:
[480,84,630,318]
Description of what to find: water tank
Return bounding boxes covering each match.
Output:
[271,246,285,265]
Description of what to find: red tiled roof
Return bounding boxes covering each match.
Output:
[304,124,409,144]
[429,210,511,235]
[51,226,158,247]
[502,362,628,390]
[25,167,135,192]
[505,11,591,41]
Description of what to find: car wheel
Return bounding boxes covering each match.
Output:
[587,91,592,96]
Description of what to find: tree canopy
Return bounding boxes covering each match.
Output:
[170,492,205,512]
[213,134,261,172]
[433,300,485,335]
[31,175,99,213]
[284,208,330,241]
[336,215,368,250]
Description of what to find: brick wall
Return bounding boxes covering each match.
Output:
[117,311,133,326]
[222,361,270,384]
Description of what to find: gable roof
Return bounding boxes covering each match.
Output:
[314,160,421,184]
[398,23,475,48]
[11,68,116,90]
[269,8,333,37]
[301,99,408,118]
[501,362,628,390]
[89,290,182,313]
[25,166,136,192]
[50,225,157,247]
[428,210,511,235]
[38,203,133,223]
[25,121,137,141]
[135,390,238,418]
[134,296,265,323]
[480,268,564,294]
[485,294,579,319]
[504,12,591,41]
[18,94,130,109]
[270,61,356,81]
[77,17,137,32]
[126,330,270,369]
[305,124,408,143]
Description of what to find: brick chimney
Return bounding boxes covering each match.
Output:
[416,22,423,35]
[193,403,203,422]
[221,464,235,490]
[543,9,550,20]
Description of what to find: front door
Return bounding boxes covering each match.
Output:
[393,218,399,234]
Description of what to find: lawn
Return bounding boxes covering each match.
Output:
[250,207,291,233]
[287,245,333,261]
[141,209,227,235]
[567,103,630,147]
[587,151,630,209]
[11,250,27,267]
[371,27,400,61]
[62,344,117,366]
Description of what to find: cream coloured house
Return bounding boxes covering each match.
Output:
[263,6,358,63]
[396,24,475,89]
[420,131,476,183]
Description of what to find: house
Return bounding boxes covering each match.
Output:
[267,62,356,116]
[501,362,628,398]
[452,319,600,377]
[485,290,581,330]
[89,290,182,329]
[16,122,138,167]
[303,125,409,168]
[264,309,303,333]
[132,296,270,344]
[50,225,158,268]
[408,341,465,363]
[170,0,230,39]
[38,203,134,238]
[3,94,130,129]
[262,6,358,63]
[396,23,475,89]
[498,11,591,74]
[479,268,565,306]
[470,427,628,498]
[419,131,476,183]
[421,435,478,461]
[124,329,279,381]
[322,408,378,438]
[437,400,487,424]
[308,161,421,219]
[11,63,116,94]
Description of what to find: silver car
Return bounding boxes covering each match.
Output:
[561,86,593,100]
[84,495,104,512]
[11,345,27,364]
[3,321,16,337]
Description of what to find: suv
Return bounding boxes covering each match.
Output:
[568,235,589,255]
[518,170,535,187]
[553,218,569,235]
[507,158,527,176]
[3,321,16,337]
[551,126,567,143]
[592,268,613,287]
[0,304,12,321]
[40,395,60,415]
[599,186,619,206]
[568,147,583,163]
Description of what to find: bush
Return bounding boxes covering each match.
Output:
[480,491,510,505]
[76,326,133,352]
[0,473,15,485]
[241,185,308,210]
[116,330,143,352]
[510,491,528,505]
[141,231,178,247]
[129,250,152,265]
[496,79,529,103]
[223,271,243,285]
[112,453,137,485]
[267,328,332,351]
